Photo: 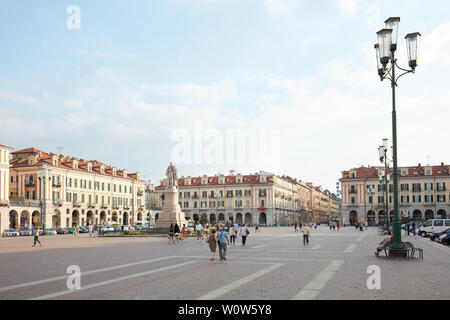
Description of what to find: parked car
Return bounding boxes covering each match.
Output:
[56,227,68,234]
[66,227,74,234]
[101,225,114,232]
[19,227,32,236]
[430,228,450,242]
[440,233,450,245]
[113,225,122,232]
[78,226,88,233]
[45,228,57,235]
[2,229,20,237]
[417,219,450,237]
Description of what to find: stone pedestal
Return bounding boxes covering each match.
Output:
[155,186,187,229]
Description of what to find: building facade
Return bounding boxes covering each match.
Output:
[340,164,450,225]
[155,171,338,226]
[0,146,147,234]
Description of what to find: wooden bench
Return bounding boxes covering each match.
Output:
[379,242,422,259]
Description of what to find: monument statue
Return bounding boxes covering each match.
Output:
[166,162,178,187]
[155,162,186,229]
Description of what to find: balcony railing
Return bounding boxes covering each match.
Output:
[0,199,10,206]
[25,179,35,186]
[349,189,357,194]
[53,199,63,206]
[137,191,143,196]
[53,180,61,187]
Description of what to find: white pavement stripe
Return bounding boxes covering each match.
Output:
[0,256,176,293]
[252,244,268,249]
[291,260,344,300]
[177,256,335,262]
[196,263,283,300]
[30,260,198,300]
[356,235,366,242]
[312,245,321,250]
[344,244,357,253]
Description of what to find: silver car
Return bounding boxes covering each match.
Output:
[45,228,57,235]
[2,229,20,237]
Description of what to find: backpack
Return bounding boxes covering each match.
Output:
[246,227,250,236]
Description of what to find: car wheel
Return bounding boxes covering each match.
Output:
[420,231,427,237]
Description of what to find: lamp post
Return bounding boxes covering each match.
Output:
[374,17,421,257]
[366,185,374,224]
[378,139,391,232]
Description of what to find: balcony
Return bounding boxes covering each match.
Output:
[73,200,81,207]
[349,189,357,194]
[192,195,199,199]
[53,180,61,187]
[25,179,35,187]
[0,199,9,206]
[53,199,63,206]
[437,187,446,192]
[226,194,233,198]
[88,202,95,208]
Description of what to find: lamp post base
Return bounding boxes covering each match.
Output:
[388,246,408,258]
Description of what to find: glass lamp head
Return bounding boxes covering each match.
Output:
[374,44,384,78]
[377,28,393,67]
[384,17,400,51]
[405,32,422,70]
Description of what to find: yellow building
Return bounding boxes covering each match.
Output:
[340,164,449,225]
[1,146,147,233]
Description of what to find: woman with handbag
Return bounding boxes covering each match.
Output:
[239,224,249,246]
[208,229,217,260]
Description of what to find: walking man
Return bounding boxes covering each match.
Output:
[302,224,310,245]
[195,221,202,240]
[412,221,416,236]
[406,220,410,236]
[294,222,298,232]
[217,225,230,261]
[239,223,249,245]
[32,226,42,247]
[89,222,94,238]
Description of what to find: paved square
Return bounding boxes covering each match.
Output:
[0,226,448,300]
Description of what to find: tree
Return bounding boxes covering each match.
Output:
[200,213,208,225]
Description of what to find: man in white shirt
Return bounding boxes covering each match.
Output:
[375,231,391,256]
[195,221,202,240]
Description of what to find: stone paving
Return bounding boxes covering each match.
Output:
[0,226,448,300]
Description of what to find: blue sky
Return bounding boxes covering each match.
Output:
[1,0,450,192]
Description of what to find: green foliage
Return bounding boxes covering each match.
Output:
[200,213,208,225]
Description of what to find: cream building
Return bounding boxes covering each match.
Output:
[155,171,299,226]
[1,146,147,234]
[340,164,449,225]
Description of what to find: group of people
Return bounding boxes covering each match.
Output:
[328,221,341,231]
[207,222,250,261]
[168,223,188,244]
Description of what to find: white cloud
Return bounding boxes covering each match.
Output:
[333,0,360,16]
[264,0,302,14]
[0,89,41,106]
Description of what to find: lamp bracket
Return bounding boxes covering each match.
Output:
[393,59,414,83]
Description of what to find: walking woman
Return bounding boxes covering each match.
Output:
[229,224,236,245]
[168,223,176,244]
[174,223,181,244]
[181,224,187,241]
[239,223,249,246]
[302,224,310,245]
[209,229,217,260]
[32,226,42,247]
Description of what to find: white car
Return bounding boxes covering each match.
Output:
[45,228,57,235]
[101,226,114,232]
[418,219,450,237]
[2,229,20,237]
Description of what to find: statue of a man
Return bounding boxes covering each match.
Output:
[166,162,178,187]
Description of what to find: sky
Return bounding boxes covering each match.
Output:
[1,0,450,193]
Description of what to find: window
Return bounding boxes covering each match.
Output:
[114,184,116,192]
[377,196,384,204]
[88,194,92,204]
[119,185,122,193]
[74,179,78,188]
[351,197,356,204]
[423,221,432,227]
[368,196,373,204]
[102,183,105,191]
[437,195,445,202]
[437,182,445,191]
[445,220,450,227]
[219,179,223,184]
[81,194,85,203]
[184,192,190,198]
[210,191,215,198]
[201,201,207,208]
[193,201,197,208]
[377,184,385,192]
[412,183,421,192]
[184,202,189,208]
[66,192,72,202]
[401,170,407,176]
[426,169,431,175]
[227,190,233,197]
[124,186,127,193]
[236,190,242,197]
[202,191,207,198]
[88,181,92,189]
[261,178,265,182]
[235,200,242,208]
[400,184,409,191]
[108,184,110,191]
[424,195,434,203]
[413,195,421,203]
[245,190,251,197]
[424,182,433,191]
[434,220,443,227]
[261,199,265,206]
[259,189,266,197]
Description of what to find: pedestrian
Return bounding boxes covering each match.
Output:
[229,224,235,245]
[75,224,80,236]
[208,229,217,260]
[195,221,202,240]
[89,222,94,238]
[32,226,42,247]
[72,224,75,235]
[337,221,340,231]
[174,223,181,243]
[406,220,410,236]
[233,221,239,235]
[375,231,391,256]
[201,224,204,240]
[93,224,98,238]
[302,224,310,245]
[329,221,332,230]
[239,223,249,245]
[216,225,230,261]
[168,223,175,244]
[412,221,416,236]
[182,224,187,241]
[364,221,368,230]
[294,222,298,232]
[314,223,317,230]
[332,221,336,231]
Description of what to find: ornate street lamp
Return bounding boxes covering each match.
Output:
[374,17,421,257]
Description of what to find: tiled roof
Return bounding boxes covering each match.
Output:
[341,164,450,180]
[9,147,144,182]
[0,144,14,150]
[156,174,274,189]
